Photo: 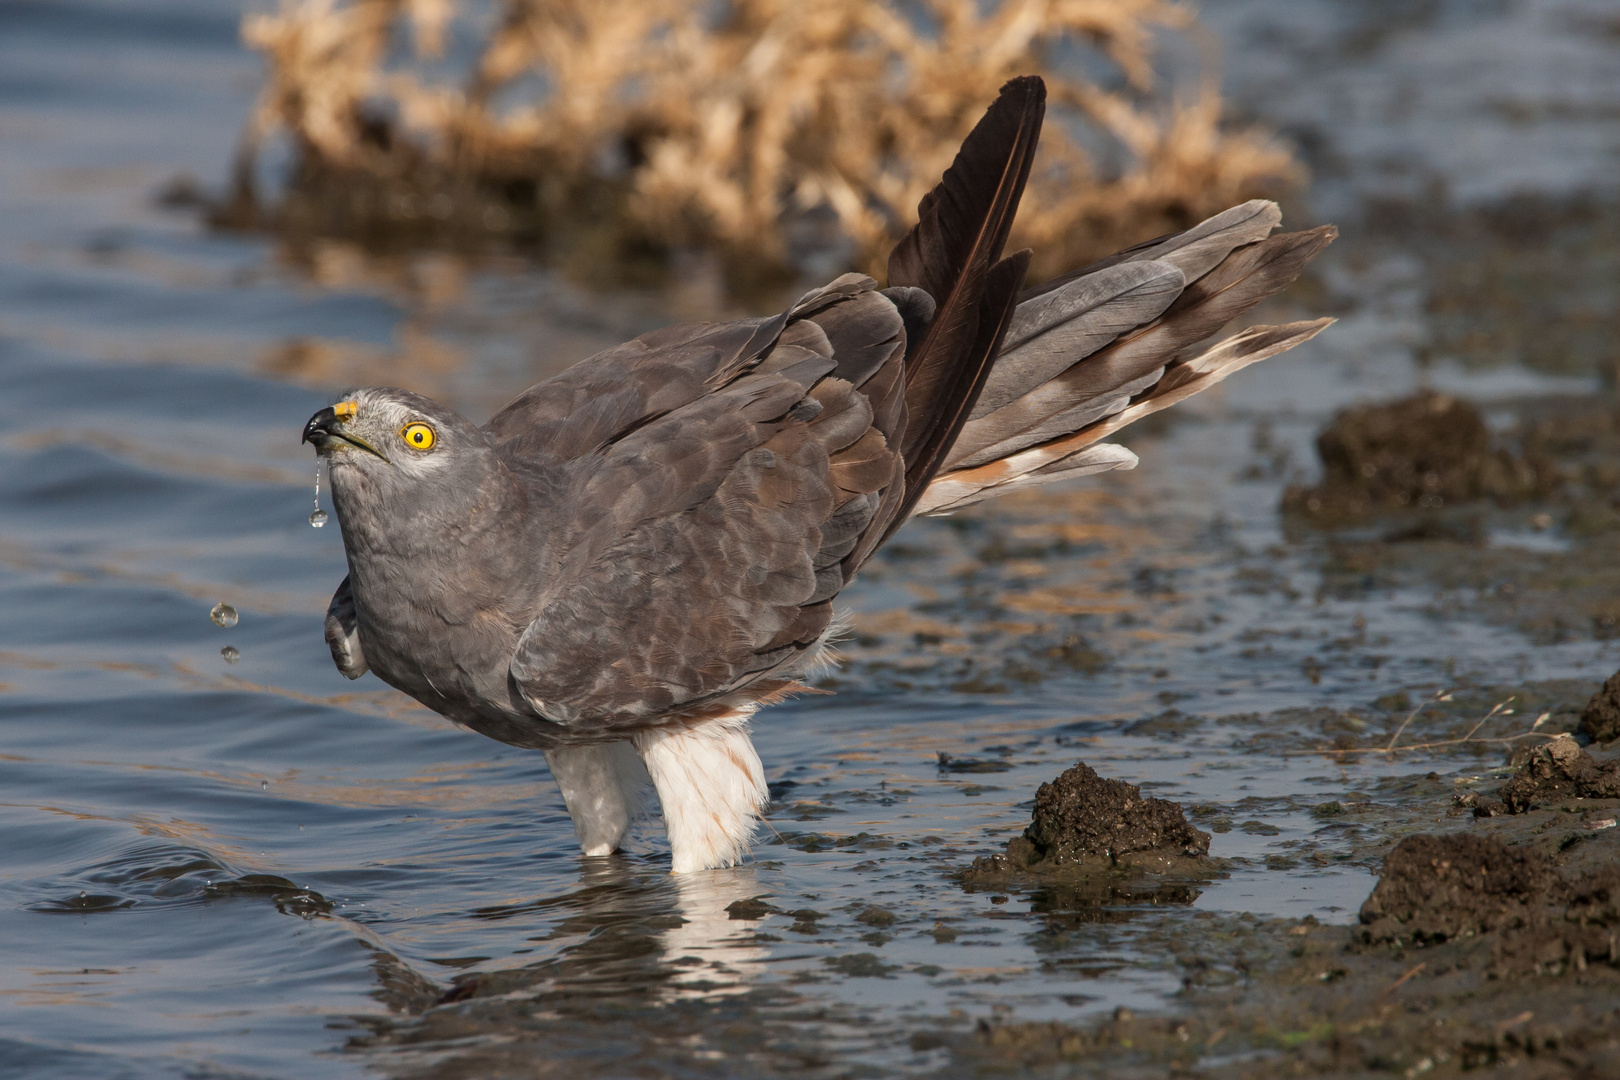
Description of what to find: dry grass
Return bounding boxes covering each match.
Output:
[1283,692,1561,758]
[227,0,1302,286]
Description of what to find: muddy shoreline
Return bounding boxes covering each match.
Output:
[944,720,1620,1077]
[346,679,1620,1079]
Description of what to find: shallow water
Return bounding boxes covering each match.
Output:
[2,2,1619,1077]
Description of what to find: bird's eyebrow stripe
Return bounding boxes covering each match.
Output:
[333,401,359,421]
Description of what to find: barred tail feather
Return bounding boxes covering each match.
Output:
[917,318,1334,516]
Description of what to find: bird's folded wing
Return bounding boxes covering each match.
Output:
[500,278,909,730]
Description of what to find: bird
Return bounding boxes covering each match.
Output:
[302,76,1335,874]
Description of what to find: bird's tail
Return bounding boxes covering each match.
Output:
[855,74,1046,559]
[916,201,1336,516]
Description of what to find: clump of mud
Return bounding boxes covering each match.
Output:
[954,822,1620,1078]
[1358,832,1556,943]
[961,761,1212,889]
[1473,735,1620,816]
[1581,668,1620,743]
[1282,390,1554,523]
[1360,831,1620,976]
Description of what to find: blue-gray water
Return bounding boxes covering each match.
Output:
[3,1,1618,1076]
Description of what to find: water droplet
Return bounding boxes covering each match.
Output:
[308,462,327,528]
[261,780,268,791]
[220,645,240,664]
[79,890,87,898]
[209,602,238,628]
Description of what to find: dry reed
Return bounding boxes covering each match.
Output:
[226,0,1302,287]
[1283,693,1561,758]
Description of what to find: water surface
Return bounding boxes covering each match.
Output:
[2,2,1618,1076]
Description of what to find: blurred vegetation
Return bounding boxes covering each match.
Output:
[219,0,1301,292]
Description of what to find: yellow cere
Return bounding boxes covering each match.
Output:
[332,401,359,421]
[401,423,436,450]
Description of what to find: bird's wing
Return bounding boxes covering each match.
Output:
[482,314,791,460]
[500,277,909,729]
[494,76,1045,730]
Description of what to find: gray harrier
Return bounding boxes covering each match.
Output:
[303,76,1334,872]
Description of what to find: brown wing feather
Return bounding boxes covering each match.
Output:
[495,77,1315,732]
[503,278,909,728]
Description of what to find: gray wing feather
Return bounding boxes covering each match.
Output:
[947,226,1336,470]
[1019,200,1282,303]
[502,280,906,729]
[972,260,1185,418]
[959,368,1164,468]
[1112,199,1282,281]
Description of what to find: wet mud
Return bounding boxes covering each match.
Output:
[1580,669,1620,744]
[961,763,1216,898]
[1283,391,1554,524]
[1284,386,1620,647]
[947,740,1620,1079]
[1476,736,1620,815]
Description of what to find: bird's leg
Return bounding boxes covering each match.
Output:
[631,709,768,874]
[543,741,650,856]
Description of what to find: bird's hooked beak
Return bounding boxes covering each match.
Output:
[303,401,388,460]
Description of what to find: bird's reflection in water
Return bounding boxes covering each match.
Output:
[356,858,792,1077]
[662,866,771,998]
[441,855,770,1006]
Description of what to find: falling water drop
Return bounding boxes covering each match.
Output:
[309,462,327,527]
[209,602,238,628]
[221,645,240,664]
[261,780,268,791]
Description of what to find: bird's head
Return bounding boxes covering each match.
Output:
[303,387,505,543]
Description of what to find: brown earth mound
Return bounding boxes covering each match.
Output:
[1359,833,1555,943]
[1282,390,1553,522]
[961,761,1212,888]
[1581,668,1620,743]
[1474,735,1620,815]
[1500,736,1620,810]
[1025,761,1209,861]
[1360,831,1620,977]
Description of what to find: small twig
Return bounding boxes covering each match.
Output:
[1453,699,1512,747]
[1285,698,1555,758]
[1285,730,1558,757]
[1380,961,1426,996]
[1385,689,1452,752]
[1494,1010,1534,1037]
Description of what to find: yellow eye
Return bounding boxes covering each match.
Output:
[400,423,436,450]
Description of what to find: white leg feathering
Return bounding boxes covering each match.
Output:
[544,740,651,857]
[632,710,768,874]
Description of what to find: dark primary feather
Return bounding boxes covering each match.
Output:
[880,75,1044,542]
